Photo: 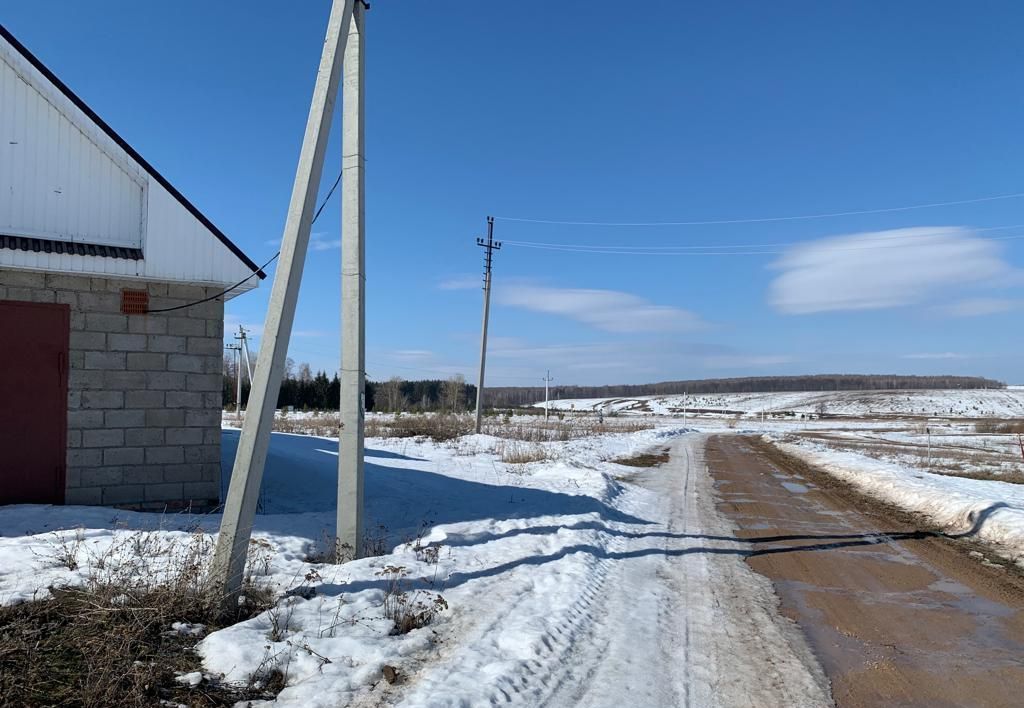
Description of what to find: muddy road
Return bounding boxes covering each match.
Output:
[707,435,1024,708]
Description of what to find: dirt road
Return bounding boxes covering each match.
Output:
[707,435,1024,708]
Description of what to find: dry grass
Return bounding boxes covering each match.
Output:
[364,413,472,441]
[375,566,448,635]
[0,531,277,707]
[273,412,341,438]
[262,410,654,444]
[974,419,1024,434]
[495,441,550,464]
[482,416,653,442]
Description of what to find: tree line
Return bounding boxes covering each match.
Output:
[223,357,476,412]
[483,374,1006,408]
[224,363,1003,412]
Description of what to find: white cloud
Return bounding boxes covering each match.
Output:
[438,275,483,291]
[497,284,705,333]
[309,231,341,251]
[391,349,434,361]
[769,227,1013,314]
[902,352,969,360]
[940,297,1020,317]
[265,231,340,251]
[702,354,793,369]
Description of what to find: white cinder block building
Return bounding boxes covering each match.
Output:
[0,23,264,508]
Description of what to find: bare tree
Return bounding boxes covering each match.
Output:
[284,357,296,380]
[298,362,313,384]
[380,376,405,412]
[442,374,466,413]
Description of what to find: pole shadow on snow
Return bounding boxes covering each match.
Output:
[220,429,650,525]
[218,434,1010,597]
[317,502,1013,598]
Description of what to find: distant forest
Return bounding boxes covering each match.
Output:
[484,374,1005,408]
[223,363,1002,412]
[223,357,476,412]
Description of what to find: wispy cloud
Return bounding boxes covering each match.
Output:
[768,227,1014,314]
[702,354,793,369]
[390,349,434,361]
[497,284,706,333]
[438,275,483,291]
[263,231,340,251]
[902,352,969,360]
[939,297,1021,317]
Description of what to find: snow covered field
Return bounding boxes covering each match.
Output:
[543,388,1024,419]
[0,423,831,706]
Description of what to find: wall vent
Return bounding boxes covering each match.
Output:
[120,289,149,315]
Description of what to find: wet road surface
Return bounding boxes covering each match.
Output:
[707,435,1024,708]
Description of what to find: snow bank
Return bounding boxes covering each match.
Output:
[0,425,689,705]
[773,437,1024,564]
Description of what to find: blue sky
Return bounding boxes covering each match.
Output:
[6,1,1024,385]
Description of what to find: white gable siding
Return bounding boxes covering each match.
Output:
[0,38,145,249]
[0,30,259,297]
[143,180,257,287]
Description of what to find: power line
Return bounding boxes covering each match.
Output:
[501,222,1024,253]
[501,229,1024,257]
[148,172,343,314]
[493,191,1024,227]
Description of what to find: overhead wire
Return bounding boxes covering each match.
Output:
[492,191,1024,227]
[499,225,1024,257]
[147,171,343,313]
[501,223,1024,253]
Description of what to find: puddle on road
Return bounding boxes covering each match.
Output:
[781,481,810,494]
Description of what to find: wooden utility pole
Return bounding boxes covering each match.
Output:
[337,0,365,562]
[209,0,355,608]
[474,216,500,433]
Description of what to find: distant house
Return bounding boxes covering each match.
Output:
[0,24,264,508]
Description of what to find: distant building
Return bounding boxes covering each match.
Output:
[0,24,264,508]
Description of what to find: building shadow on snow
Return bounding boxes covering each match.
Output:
[220,429,650,531]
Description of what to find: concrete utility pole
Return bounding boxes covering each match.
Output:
[543,370,554,422]
[239,326,254,383]
[474,216,500,433]
[225,343,242,417]
[209,0,355,608]
[337,0,365,562]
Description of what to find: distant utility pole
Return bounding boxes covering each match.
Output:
[225,342,242,417]
[474,216,500,433]
[543,370,554,422]
[209,0,356,609]
[337,0,366,562]
[238,326,254,383]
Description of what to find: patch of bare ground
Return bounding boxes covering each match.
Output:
[614,449,671,467]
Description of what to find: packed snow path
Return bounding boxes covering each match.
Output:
[391,435,830,707]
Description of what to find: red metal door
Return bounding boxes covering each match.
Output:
[0,299,69,504]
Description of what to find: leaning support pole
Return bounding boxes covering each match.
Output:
[336,1,365,562]
[209,0,354,607]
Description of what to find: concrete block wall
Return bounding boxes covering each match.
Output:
[0,269,224,508]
